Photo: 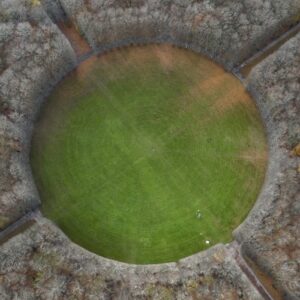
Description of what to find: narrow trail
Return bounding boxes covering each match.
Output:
[235,22,300,78]
[0,209,40,245]
[56,20,93,61]
[230,242,275,300]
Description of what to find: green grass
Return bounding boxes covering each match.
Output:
[31,45,267,264]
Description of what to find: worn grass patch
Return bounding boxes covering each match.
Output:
[31,45,267,264]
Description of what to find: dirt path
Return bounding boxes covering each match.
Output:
[56,20,93,60]
[230,242,276,300]
[236,22,300,78]
[0,209,40,245]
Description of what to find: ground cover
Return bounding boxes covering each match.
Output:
[31,45,267,264]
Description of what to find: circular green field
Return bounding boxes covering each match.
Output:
[31,45,267,264]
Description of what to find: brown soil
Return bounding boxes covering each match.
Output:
[244,256,283,300]
[57,21,91,57]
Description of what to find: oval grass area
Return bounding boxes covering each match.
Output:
[31,45,267,264]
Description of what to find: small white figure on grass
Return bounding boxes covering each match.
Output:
[205,240,210,245]
[196,209,202,219]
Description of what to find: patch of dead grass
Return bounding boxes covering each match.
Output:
[213,84,254,114]
[153,45,174,71]
[239,148,268,170]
